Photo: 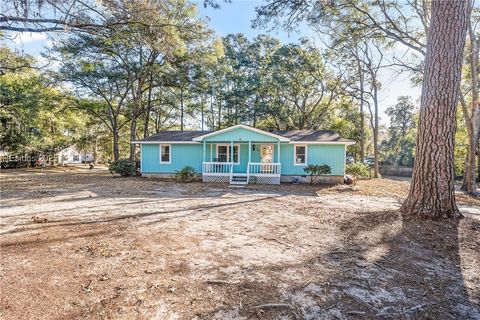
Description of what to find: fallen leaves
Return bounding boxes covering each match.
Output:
[31,216,48,223]
[1,167,479,320]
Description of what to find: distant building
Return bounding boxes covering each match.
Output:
[57,145,93,164]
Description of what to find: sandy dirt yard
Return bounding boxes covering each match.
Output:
[1,166,479,320]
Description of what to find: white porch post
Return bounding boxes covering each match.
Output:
[248,141,251,163]
[277,141,280,163]
[248,141,251,179]
[230,140,233,162]
[203,141,206,162]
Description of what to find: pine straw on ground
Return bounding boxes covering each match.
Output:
[0,167,479,320]
[323,178,480,207]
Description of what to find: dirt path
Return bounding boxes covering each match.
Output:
[1,167,479,319]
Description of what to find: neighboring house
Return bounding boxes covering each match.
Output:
[57,145,93,164]
[132,124,355,185]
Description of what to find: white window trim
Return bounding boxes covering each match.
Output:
[159,144,171,164]
[216,144,240,164]
[294,144,307,166]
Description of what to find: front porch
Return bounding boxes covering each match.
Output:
[202,161,281,185]
[200,140,282,185]
[193,125,290,185]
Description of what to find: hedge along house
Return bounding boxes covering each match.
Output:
[132,124,354,185]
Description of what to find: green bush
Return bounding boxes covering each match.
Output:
[108,159,135,177]
[175,166,197,182]
[304,164,332,184]
[346,162,370,179]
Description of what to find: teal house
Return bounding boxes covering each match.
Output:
[132,124,354,185]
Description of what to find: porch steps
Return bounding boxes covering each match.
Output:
[230,175,248,185]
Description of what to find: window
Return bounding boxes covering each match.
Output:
[217,145,228,162]
[232,145,239,163]
[294,145,307,165]
[160,144,171,163]
[216,144,239,163]
[73,155,80,162]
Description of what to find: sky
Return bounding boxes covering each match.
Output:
[6,0,421,126]
[197,0,421,125]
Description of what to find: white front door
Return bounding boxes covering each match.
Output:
[260,145,274,163]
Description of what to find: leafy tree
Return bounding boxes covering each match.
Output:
[268,40,342,130]
[381,96,417,166]
[0,0,222,33]
[0,46,89,156]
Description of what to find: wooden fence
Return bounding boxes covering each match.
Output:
[379,165,413,177]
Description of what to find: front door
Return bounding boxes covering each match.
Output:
[260,145,274,163]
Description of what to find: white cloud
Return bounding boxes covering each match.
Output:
[11,32,48,45]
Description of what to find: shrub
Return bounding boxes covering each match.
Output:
[108,159,135,177]
[304,164,332,184]
[175,166,197,182]
[346,162,370,179]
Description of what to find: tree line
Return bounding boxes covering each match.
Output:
[0,0,479,202]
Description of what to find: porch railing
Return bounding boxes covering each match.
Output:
[202,162,234,174]
[247,162,281,175]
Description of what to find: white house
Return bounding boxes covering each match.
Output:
[57,145,93,164]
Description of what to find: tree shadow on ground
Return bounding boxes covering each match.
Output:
[0,195,282,237]
[214,211,480,319]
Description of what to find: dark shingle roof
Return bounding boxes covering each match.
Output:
[271,130,354,143]
[135,129,354,143]
[139,131,211,142]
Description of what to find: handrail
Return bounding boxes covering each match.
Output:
[247,162,281,165]
[202,162,281,176]
[248,162,281,175]
[202,161,235,164]
[202,162,234,174]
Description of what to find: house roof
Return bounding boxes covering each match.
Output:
[132,126,355,144]
[192,124,290,142]
[137,131,210,142]
[271,130,354,143]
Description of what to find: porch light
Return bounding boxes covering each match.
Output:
[252,144,256,151]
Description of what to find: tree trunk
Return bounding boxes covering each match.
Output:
[359,68,365,162]
[461,22,480,194]
[180,87,184,131]
[477,143,480,181]
[113,129,120,161]
[462,128,480,193]
[93,137,99,165]
[201,95,205,131]
[129,116,137,162]
[217,96,222,130]
[143,74,154,139]
[130,81,143,162]
[401,0,470,219]
[210,93,215,130]
[372,81,379,178]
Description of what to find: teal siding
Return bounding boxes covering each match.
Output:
[280,144,345,175]
[203,127,280,142]
[141,142,346,176]
[206,143,251,174]
[251,144,280,162]
[141,143,203,173]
